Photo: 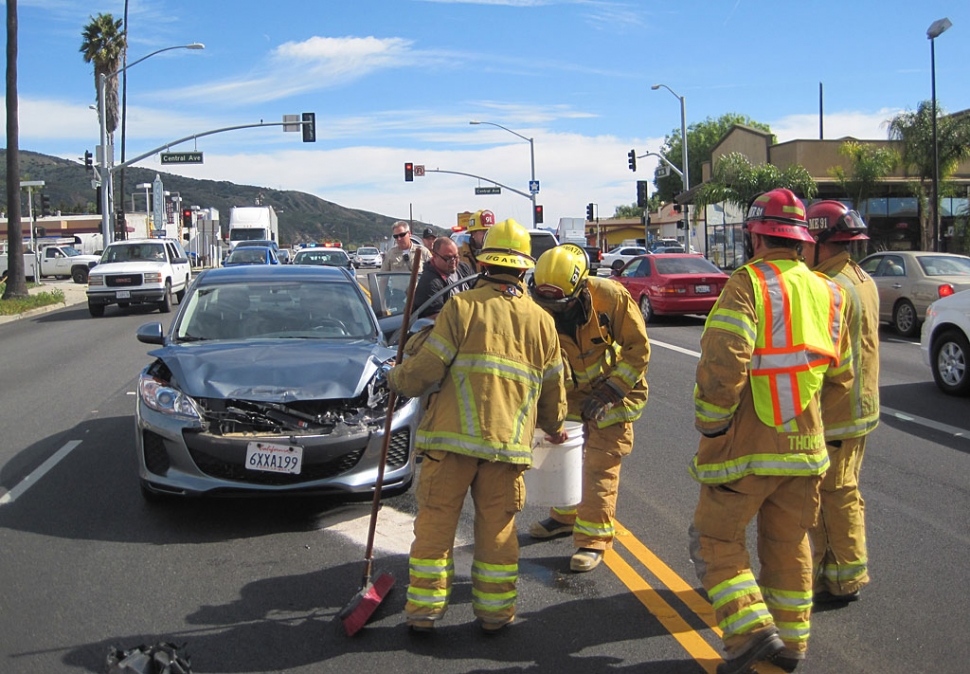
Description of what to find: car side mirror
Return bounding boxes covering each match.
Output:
[173,257,189,264]
[136,322,165,345]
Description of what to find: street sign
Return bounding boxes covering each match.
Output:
[529,180,540,194]
[475,187,501,195]
[656,165,670,178]
[282,114,300,132]
[161,152,204,165]
[415,165,425,177]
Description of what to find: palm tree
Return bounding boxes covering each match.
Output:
[3,0,28,299]
[695,152,818,212]
[888,101,970,250]
[80,13,125,144]
[828,141,898,215]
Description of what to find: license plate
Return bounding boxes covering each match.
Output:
[245,441,303,474]
[694,284,711,294]
[116,290,131,299]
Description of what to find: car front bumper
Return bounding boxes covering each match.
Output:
[87,288,168,306]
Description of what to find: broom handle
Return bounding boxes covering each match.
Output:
[361,241,424,585]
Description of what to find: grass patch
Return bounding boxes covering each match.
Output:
[0,281,66,316]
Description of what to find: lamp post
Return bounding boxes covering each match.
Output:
[928,17,952,252]
[651,84,691,249]
[98,43,204,246]
[469,120,537,226]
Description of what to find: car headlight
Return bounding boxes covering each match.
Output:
[139,373,202,419]
[88,275,104,287]
[144,272,162,284]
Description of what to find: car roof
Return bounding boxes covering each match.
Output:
[195,264,351,286]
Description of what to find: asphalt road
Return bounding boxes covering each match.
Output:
[1,282,968,673]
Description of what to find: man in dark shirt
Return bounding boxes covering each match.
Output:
[412,237,475,319]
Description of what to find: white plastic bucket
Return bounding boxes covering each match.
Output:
[524,421,584,506]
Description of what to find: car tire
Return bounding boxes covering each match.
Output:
[893,299,919,337]
[932,329,970,396]
[88,301,105,317]
[612,260,625,271]
[72,267,89,284]
[158,281,173,313]
[639,295,654,323]
[176,276,189,303]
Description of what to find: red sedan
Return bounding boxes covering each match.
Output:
[612,254,730,323]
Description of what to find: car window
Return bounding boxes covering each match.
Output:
[619,258,648,278]
[177,281,376,341]
[655,257,722,275]
[873,256,905,277]
[860,256,883,275]
[358,247,379,256]
[530,233,558,261]
[919,255,970,276]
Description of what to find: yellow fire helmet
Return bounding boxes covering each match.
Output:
[530,243,590,307]
[466,209,496,233]
[477,218,535,269]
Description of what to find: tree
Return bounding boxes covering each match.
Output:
[3,0,27,300]
[654,113,773,203]
[695,152,818,212]
[827,141,898,214]
[614,204,644,218]
[888,101,970,250]
[80,13,125,144]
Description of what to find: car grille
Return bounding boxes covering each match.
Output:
[142,430,171,476]
[187,445,366,486]
[386,429,410,468]
[107,273,143,287]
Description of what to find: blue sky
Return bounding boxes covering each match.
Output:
[6,0,970,232]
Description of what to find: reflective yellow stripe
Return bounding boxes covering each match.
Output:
[689,449,830,483]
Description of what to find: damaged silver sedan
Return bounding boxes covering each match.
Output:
[134,264,420,501]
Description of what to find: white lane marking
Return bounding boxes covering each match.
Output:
[0,440,82,506]
[650,338,701,359]
[881,406,970,440]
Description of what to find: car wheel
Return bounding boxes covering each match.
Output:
[612,260,625,271]
[72,267,89,284]
[176,276,188,303]
[88,301,105,317]
[892,299,919,337]
[932,329,970,396]
[158,281,173,313]
[639,295,653,323]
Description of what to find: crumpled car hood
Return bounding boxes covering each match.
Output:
[148,340,389,402]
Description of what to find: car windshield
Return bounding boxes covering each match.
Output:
[229,230,269,242]
[101,243,166,263]
[227,249,269,264]
[654,257,722,275]
[530,234,558,260]
[61,247,83,257]
[295,251,348,265]
[918,256,970,276]
[236,240,278,250]
[357,248,379,256]
[176,281,377,341]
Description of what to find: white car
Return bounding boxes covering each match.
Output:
[353,246,383,268]
[921,289,970,395]
[602,245,647,273]
[86,238,192,317]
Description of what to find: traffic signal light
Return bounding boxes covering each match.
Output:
[677,220,686,230]
[84,150,93,170]
[41,194,51,217]
[586,203,594,221]
[182,208,193,228]
[534,204,544,224]
[637,180,649,208]
[301,112,316,142]
[405,162,414,182]
[628,149,637,172]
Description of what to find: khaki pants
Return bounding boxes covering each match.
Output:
[810,437,869,595]
[406,451,526,626]
[689,473,821,656]
[548,421,634,551]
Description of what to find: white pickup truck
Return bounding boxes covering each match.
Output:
[0,244,101,284]
[86,238,192,318]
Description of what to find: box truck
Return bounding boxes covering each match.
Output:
[227,206,279,253]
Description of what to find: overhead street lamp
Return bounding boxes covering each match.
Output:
[98,43,204,246]
[652,83,692,250]
[469,120,537,226]
[928,17,952,252]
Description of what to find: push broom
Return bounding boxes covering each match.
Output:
[339,230,424,636]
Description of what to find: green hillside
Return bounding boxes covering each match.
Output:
[0,150,434,247]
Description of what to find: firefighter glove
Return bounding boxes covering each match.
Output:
[580,380,625,422]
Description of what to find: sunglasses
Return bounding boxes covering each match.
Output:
[436,252,459,263]
[393,231,409,239]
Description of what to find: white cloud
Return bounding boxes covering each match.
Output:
[770,108,902,143]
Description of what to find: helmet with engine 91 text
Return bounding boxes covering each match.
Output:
[466,209,496,233]
[805,200,869,243]
[529,243,590,310]
[744,188,814,243]
[477,218,534,269]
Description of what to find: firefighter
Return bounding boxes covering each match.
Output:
[387,218,567,633]
[687,188,853,674]
[802,201,879,605]
[458,209,495,273]
[527,243,650,572]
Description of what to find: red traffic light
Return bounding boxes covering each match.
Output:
[182,209,193,228]
[405,162,414,182]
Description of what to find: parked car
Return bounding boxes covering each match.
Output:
[921,289,970,395]
[353,246,383,269]
[293,247,354,269]
[859,251,970,337]
[602,245,648,272]
[133,265,421,501]
[86,238,192,317]
[612,253,729,322]
[223,246,280,266]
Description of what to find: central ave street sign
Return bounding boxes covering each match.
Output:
[160,152,204,165]
[475,186,501,195]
